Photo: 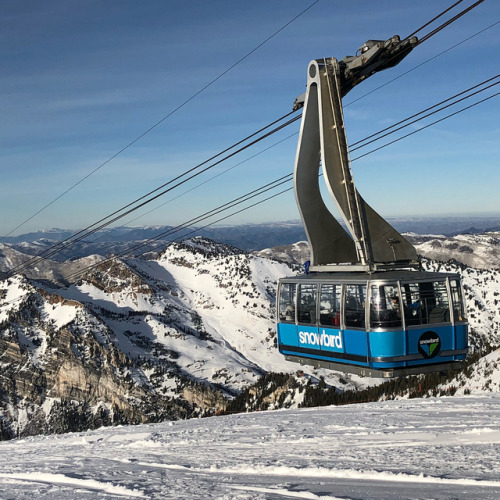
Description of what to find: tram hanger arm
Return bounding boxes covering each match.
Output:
[293,35,418,111]
[292,32,420,269]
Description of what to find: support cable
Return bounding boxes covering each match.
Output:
[351,90,500,162]
[62,86,500,284]
[2,81,497,297]
[6,114,300,277]
[6,74,498,279]
[108,74,500,234]
[113,132,299,231]
[63,177,293,282]
[4,3,496,277]
[350,75,500,150]
[417,0,487,45]
[405,1,465,39]
[1,1,320,241]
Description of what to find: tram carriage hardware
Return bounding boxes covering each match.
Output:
[277,271,468,378]
[277,34,468,377]
[284,355,466,379]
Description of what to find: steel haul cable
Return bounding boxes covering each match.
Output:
[1,1,320,241]
[3,0,495,279]
[5,72,498,281]
[351,89,500,162]
[350,75,500,151]
[77,73,500,263]
[417,0,487,44]
[347,7,497,108]
[6,113,301,277]
[405,0,465,39]
[64,177,294,282]
[62,82,500,284]
[107,24,500,233]
[1,78,497,299]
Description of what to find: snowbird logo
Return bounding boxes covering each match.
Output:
[298,330,343,350]
[418,331,441,359]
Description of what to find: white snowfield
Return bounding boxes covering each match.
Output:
[1,394,500,499]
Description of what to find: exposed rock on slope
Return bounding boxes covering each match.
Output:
[0,276,198,438]
[1,238,356,439]
[1,235,499,439]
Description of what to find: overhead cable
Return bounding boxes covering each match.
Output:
[351,90,500,161]
[1,1,320,241]
[6,113,300,277]
[115,132,300,230]
[350,74,500,150]
[405,0,465,39]
[99,73,500,233]
[3,79,498,293]
[7,74,498,279]
[63,176,294,282]
[5,3,496,277]
[417,0,487,44]
[63,84,500,284]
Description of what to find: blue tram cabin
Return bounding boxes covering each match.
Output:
[277,271,468,378]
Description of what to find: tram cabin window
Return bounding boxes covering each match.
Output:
[319,284,341,327]
[344,284,366,329]
[400,282,422,325]
[298,284,318,324]
[279,283,296,323]
[450,279,467,322]
[401,281,450,325]
[370,284,402,328]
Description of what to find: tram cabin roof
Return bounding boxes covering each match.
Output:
[279,270,461,285]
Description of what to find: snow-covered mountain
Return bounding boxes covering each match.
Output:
[254,232,500,271]
[0,243,105,284]
[1,237,368,439]
[1,233,499,440]
[410,232,500,269]
[3,215,500,260]
[0,221,308,259]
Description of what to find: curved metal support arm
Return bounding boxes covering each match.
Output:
[293,49,418,272]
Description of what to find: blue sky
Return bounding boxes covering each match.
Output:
[1,0,499,236]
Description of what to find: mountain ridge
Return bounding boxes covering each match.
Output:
[1,234,499,439]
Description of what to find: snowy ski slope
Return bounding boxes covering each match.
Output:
[0,394,499,499]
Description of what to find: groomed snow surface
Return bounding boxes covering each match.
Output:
[1,395,500,499]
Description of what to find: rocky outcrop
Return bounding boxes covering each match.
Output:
[82,260,154,295]
[1,235,500,441]
[0,274,225,439]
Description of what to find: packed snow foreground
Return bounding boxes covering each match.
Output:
[0,394,499,499]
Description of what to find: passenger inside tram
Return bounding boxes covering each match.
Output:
[345,285,365,328]
[370,284,402,328]
[319,284,340,327]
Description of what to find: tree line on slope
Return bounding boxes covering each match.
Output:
[223,344,498,414]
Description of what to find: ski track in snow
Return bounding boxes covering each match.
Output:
[1,395,500,499]
[0,472,144,497]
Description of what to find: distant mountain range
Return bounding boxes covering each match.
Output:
[253,232,500,271]
[2,215,500,257]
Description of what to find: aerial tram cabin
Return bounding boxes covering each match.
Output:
[277,37,468,377]
[277,271,468,378]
